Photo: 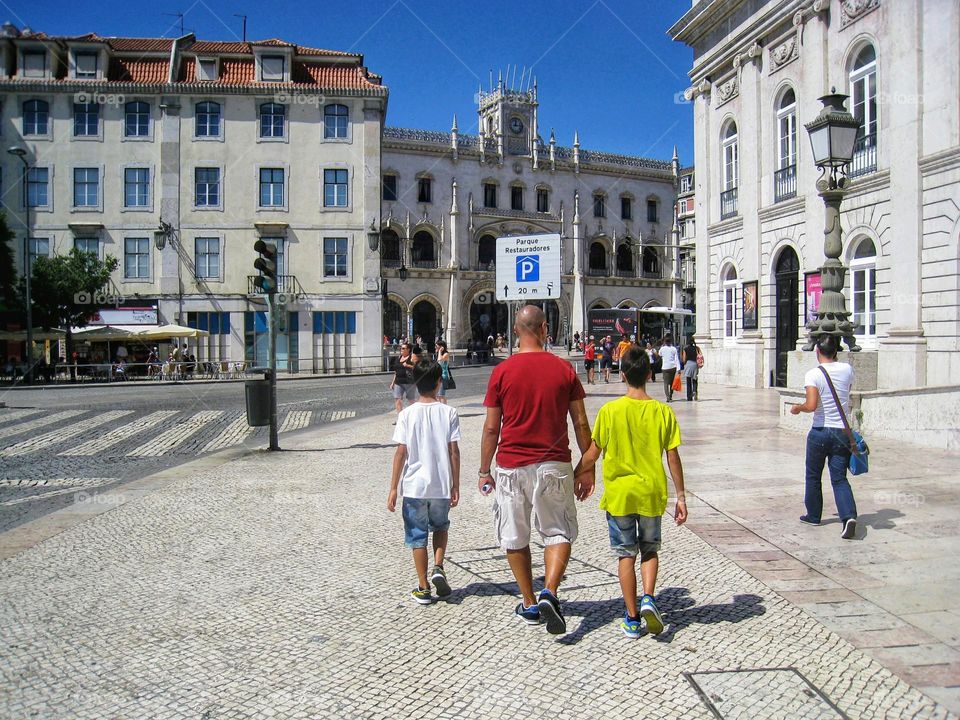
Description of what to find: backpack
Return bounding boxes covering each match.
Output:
[696,347,705,369]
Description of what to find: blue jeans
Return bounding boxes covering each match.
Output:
[804,427,858,523]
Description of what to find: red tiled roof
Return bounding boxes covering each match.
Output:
[189,40,250,54]
[106,38,174,52]
[295,64,382,89]
[110,57,169,83]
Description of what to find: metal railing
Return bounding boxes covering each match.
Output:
[246,275,301,295]
[586,267,609,277]
[381,257,402,269]
[774,165,796,203]
[720,187,738,219]
[640,268,662,280]
[847,133,877,178]
[614,267,635,278]
[411,258,438,269]
[473,261,495,272]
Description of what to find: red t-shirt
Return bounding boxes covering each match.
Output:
[584,344,595,360]
[483,352,586,468]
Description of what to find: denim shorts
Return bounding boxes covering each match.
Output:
[606,513,662,557]
[402,497,451,548]
[392,383,418,401]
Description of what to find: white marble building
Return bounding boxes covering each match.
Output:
[669,0,960,391]
[379,80,680,348]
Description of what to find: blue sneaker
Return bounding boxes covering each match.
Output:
[515,602,542,625]
[621,612,642,639]
[537,589,567,635]
[640,594,664,635]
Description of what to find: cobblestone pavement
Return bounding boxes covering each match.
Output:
[0,390,953,719]
[0,367,495,533]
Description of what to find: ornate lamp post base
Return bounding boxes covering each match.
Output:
[802,182,861,352]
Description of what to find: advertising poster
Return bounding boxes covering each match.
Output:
[805,272,822,324]
[586,308,638,340]
[742,281,759,330]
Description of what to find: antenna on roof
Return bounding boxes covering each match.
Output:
[163,12,185,35]
[233,14,247,41]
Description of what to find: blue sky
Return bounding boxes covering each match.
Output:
[18,0,694,164]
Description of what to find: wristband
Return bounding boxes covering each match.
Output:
[479,470,492,478]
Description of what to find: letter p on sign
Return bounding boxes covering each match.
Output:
[516,255,540,282]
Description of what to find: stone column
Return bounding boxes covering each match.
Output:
[158,96,182,324]
[690,84,713,346]
[447,181,460,345]
[571,191,586,336]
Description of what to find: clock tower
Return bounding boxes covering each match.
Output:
[477,69,539,158]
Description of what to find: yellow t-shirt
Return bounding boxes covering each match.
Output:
[592,396,681,517]
[615,341,632,360]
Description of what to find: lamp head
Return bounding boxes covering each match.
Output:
[7,146,27,158]
[804,91,860,170]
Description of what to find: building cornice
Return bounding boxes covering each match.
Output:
[757,196,806,223]
[707,215,744,236]
[918,146,960,177]
[0,79,388,97]
[844,169,890,199]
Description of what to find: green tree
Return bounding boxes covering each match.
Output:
[0,212,18,311]
[30,248,119,380]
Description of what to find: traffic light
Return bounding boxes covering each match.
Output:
[253,239,278,294]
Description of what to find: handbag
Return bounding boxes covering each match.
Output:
[696,348,705,369]
[672,373,682,392]
[444,368,457,390]
[818,366,869,475]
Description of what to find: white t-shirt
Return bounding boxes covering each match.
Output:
[392,401,461,498]
[804,362,854,429]
[660,345,680,370]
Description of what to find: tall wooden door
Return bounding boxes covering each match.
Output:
[775,248,800,387]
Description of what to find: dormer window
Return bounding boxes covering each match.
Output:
[197,58,217,82]
[74,52,98,78]
[260,55,285,82]
[22,50,46,78]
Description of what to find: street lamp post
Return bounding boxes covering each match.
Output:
[8,146,33,384]
[154,220,185,324]
[802,91,862,352]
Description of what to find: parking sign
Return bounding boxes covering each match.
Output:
[496,234,561,301]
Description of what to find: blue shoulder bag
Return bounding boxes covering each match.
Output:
[819,366,869,475]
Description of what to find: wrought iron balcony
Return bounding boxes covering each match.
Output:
[846,133,877,178]
[381,257,403,269]
[247,275,301,295]
[640,269,662,280]
[614,267,636,278]
[586,267,609,277]
[410,258,438,269]
[774,164,796,203]
[720,187,738,219]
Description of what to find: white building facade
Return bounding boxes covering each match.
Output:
[379,81,680,349]
[670,0,960,390]
[1,28,388,372]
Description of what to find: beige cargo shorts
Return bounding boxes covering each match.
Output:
[492,461,579,550]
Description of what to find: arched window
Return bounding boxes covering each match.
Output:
[124,101,150,137]
[477,234,496,270]
[721,122,739,218]
[775,88,797,202]
[411,231,436,267]
[723,265,738,338]
[641,247,660,278]
[849,44,878,176]
[588,242,607,272]
[616,244,633,273]
[850,237,877,338]
[324,103,348,139]
[195,101,221,137]
[383,298,404,343]
[23,99,49,135]
[381,229,400,267]
[260,102,285,138]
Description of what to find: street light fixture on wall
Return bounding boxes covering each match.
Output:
[367,218,381,252]
[802,91,862,352]
[7,145,33,384]
[153,220,185,323]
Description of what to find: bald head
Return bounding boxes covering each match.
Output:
[514,305,547,339]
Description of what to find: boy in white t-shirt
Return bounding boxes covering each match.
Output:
[388,359,462,604]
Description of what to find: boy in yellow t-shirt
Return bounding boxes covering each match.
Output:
[574,346,687,638]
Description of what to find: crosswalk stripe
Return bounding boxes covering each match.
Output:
[1,410,133,457]
[0,409,88,442]
[0,479,117,506]
[59,410,181,456]
[202,413,253,452]
[0,409,45,427]
[126,410,225,457]
[279,410,312,433]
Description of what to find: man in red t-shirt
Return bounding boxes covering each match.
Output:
[480,305,595,635]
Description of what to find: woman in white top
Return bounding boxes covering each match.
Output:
[790,336,859,539]
[658,336,680,402]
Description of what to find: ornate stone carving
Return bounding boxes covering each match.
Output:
[840,0,880,28]
[715,76,739,106]
[770,36,799,72]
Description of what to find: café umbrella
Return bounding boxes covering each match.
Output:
[136,324,210,340]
